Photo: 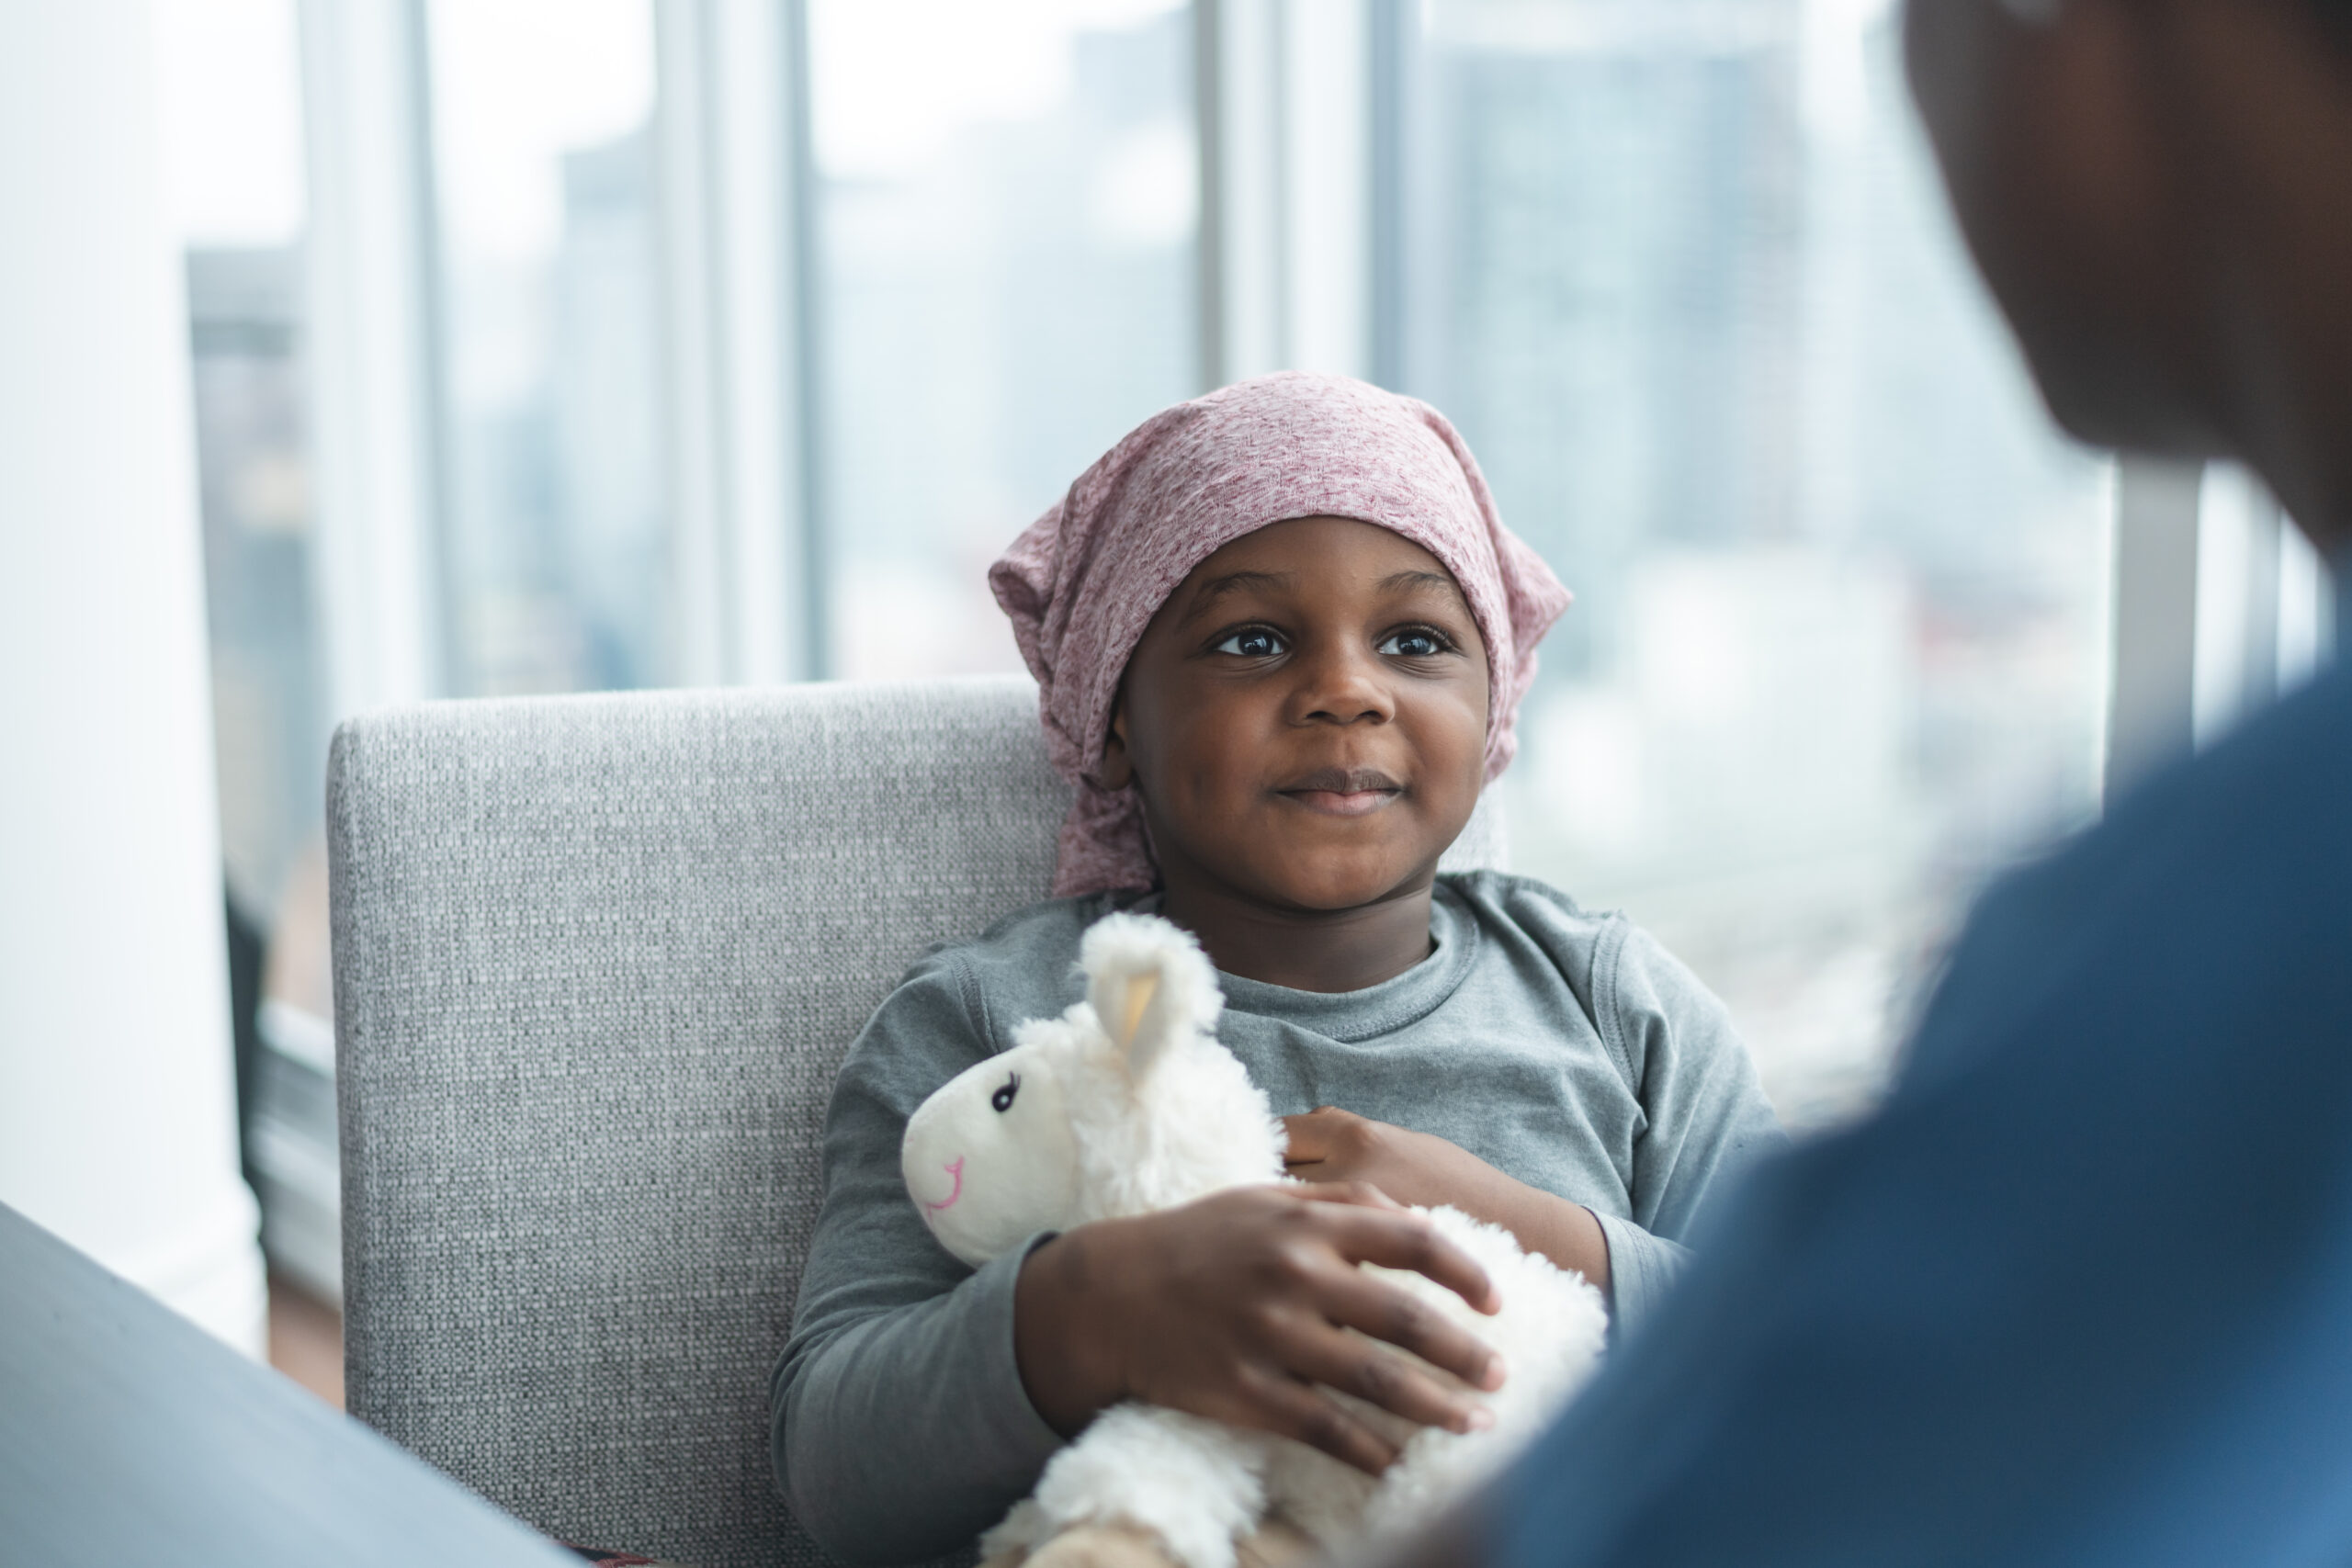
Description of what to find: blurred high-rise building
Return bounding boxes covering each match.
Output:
[1407,0,2109,1125]
[815,0,1199,679]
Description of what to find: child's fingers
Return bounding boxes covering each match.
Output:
[1228,1363,1402,1476]
[1280,1111,1319,1156]
[1294,1178,1404,1210]
[1278,1318,1494,1436]
[1315,1260,1507,1393]
[1284,1105,1385,1165]
[1280,1107,1346,1161]
[1315,1201,1503,1319]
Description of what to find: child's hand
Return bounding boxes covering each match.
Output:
[1283,1107,1507,1213]
[1012,1183,1506,1475]
[1284,1107,1614,1297]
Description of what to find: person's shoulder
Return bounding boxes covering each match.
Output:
[890,890,1119,1032]
[2137,656,2352,836]
[1919,661,2352,1081]
[838,893,1119,1117]
[1435,869,1640,1004]
[1994,660,2352,920]
[1438,869,1724,1013]
[915,891,1102,980]
[1439,868,1628,952]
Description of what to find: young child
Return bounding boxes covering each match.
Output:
[773,373,1783,1566]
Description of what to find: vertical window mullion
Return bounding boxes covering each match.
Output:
[781,0,831,682]
[2106,455,2205,800]
[295,0,448,714]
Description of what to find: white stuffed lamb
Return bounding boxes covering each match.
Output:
[901,913,1610,1568]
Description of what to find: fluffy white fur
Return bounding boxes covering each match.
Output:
[900,913,1610,1568]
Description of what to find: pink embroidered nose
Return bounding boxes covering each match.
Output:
[921,1156,967,1215]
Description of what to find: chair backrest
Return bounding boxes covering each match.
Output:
[329,675,1505,1568]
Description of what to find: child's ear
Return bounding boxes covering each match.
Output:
[1098,698,1135,790]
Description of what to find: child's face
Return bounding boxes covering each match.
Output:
[1103,516,1490,914]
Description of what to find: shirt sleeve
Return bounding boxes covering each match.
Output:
[1589,1213,1691,1331]
[1594,919,1786,1330]
[770,954,1065,1566]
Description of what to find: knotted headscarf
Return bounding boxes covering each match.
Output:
[990,371,1571,898]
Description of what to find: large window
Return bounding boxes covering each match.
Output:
[155,0,342,1301]
[423,0,673,696]
[158,0,320,941]
[1398,0,2110,1127]
[810,0,1201,679]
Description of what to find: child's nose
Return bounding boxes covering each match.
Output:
[1290,646,1396,726]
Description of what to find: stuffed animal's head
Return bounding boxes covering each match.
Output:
[901,912,1281,1268]
[899,1029,1082,1269]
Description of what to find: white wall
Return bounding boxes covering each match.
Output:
[0,0,266,1353]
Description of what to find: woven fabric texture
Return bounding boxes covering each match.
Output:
[329,676,1505,1568]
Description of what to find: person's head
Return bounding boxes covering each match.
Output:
[1905,0,2352,543]
[1101,514,1489,914]
[991,373,1569,911]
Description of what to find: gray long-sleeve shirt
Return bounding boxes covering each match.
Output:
[772,872,1783,1565]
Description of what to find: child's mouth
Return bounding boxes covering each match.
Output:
[1288,790,1398,816]
[1279,768,1404,817]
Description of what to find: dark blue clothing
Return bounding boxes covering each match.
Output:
[1498,653,2352,1567]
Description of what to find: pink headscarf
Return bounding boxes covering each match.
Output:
[990,371,1571,898]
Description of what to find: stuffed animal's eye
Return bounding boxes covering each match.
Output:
[991,1073,1020,1113]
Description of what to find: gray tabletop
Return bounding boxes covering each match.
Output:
[0,1201,577,1567]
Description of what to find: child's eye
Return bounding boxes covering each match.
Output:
[1211,627,1287,659]
[991,1073,1020,1113]
[1378,626,1453,659]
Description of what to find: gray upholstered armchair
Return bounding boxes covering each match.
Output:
[328,676,1502,1568]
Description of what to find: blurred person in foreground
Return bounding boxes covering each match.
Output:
[1379,0,2352,1562]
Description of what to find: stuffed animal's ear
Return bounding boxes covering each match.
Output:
[1080,913,1222,1084]
[1101,969,1160,1055]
